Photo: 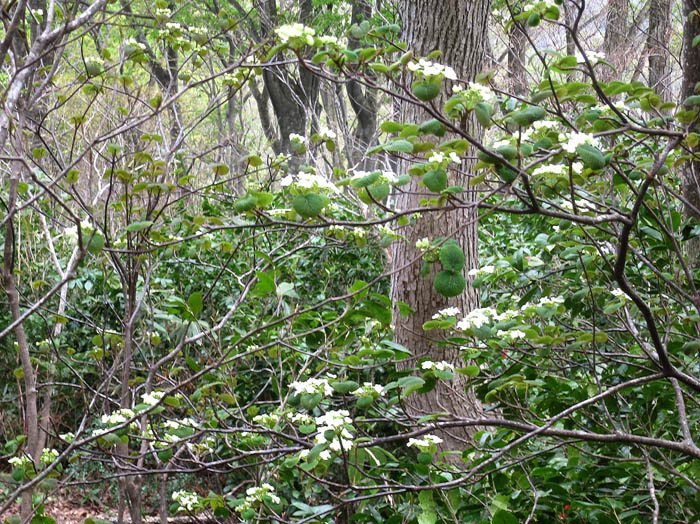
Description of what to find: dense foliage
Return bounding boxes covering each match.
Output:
[2,1,700,523]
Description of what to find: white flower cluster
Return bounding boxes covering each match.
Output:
[456,307,497,330]
[532,162,584,177]
[611,288,629,300]
[496,329,527,340]
[314,410,354,453]
[432,307,461,319]
[289,376,334,397]
[561,132,600,153]
[415,238,431,251]
[408,59,457,80]
[275,23,316,45]
[252,412,281,428]
[236,483,281,512]
[279,171,338,193]
[123,38,146,54]
[522,0,559,11]
[140,390,164,407]
[576,51,606,64]
[288,412,314,425]
[101,408,135,426]
[187,435,216,455]
[421,360,454,372]
[40,448,59,465]
[8,454,32,469]
[352,382,385,397]
[407,434,443,449]
[60,432,75,442]
[318,126,336,140]
[318,35,340,46]
[289,133,306,144]
[467,265,495,278]
[172,490,199,513]
[428,151,461,164]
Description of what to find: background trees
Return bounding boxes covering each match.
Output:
[1,1,700,523]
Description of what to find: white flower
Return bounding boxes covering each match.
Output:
[432,307,461,319]
[575,50,606,64]
[283,170,338,193]
[352,382,385,397]
[408,58,457,80]
[60,432,75,442]
[318,126,336,140]
[253,413,281,428]
[415,238,431,251]
[275,23,316,46]
[497,329,527,340]
[468,82,495,101]
[315,410,352,430]
[467,265,495,277]
[40,448,59,465]
[532,164,568,177]
[456,307,496,330]
[429,151,445,163]
[290,376,334,397]
[140,391,164,407]
[101,408,135,426]
[237,483,281,512]
[561,132,600,154]
[421,360,454,372]
[407,434,443,449]
[172,490,200,513]
[448,152,461,164]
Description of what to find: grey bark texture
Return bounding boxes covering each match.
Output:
[391,0,490,462]
[602,0,630,80]
[647,0,672,95]
[682,0,700,263]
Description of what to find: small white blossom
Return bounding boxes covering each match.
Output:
[276,23,316,46]
[290,376,334,397]
[497,329,527,340]
[407,434,443,449]
[415,238,431,251]
[432,307,461,319]
[172,490,200,513]
[457,307,496,330]
[575,50,606,64]
[407,58,457,80]
[467,265,495,277]
[318,126,336,140]
[140,391,165,407]
[561,132,600,154]
[352,382,385,397]
[40,448,59,465]
[421,360,454,372]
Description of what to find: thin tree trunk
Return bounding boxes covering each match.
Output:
[682,0,700,263]
[647,0,672,95]
[391,0,490,462]
[602,0,630,80]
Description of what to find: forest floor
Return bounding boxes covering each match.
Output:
[0,499,112,524]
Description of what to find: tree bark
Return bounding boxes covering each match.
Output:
[602,0,630,80]
[346,0,379,170]
[391,0,490,462]
[647,0,672,95]
[682,0,700,263]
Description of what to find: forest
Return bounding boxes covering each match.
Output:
[1,0,700,522]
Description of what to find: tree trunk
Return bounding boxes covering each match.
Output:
[391,0,490,462]
[602,0,630,80]
[346,0,379,170]
[647,0,672,95]
[508,16,529,97]
[682,0,700,263]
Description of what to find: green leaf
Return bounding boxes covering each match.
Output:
[351,171,381,188]
[234,195,257,213]
[384,139,414,154]
[693,34,700,47]
[510,105,546,127]
[188,292,203,316]
[684,95,700,106]
[125,220,153,232]
[576,144,606,170]
[331,381,360,394]
[418,118,446,137]
[423,168,448,192]
[413,80,440,101]
[457,365,480,377]
[474,101,493,128]
[398,376,425,395]
[492,510,519,524]
[292,193,329,218]
[87,233,105,254]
